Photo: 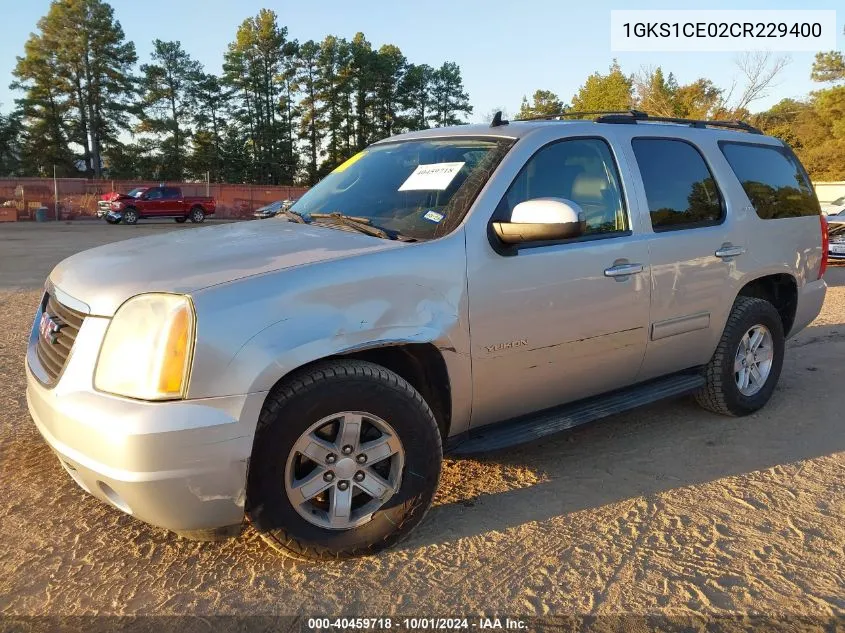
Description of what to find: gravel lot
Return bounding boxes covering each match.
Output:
[0,222,843,620]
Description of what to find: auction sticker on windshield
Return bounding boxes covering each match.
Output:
[399,162,465,191]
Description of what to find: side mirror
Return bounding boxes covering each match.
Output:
[492,198,585,244]
[140,193,149,200]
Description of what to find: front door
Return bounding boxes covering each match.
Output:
[142,187,165,216]
[467,136,651,428]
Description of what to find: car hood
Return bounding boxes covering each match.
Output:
[49,221,403,316]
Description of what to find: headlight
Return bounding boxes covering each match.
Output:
[95,294,195,400]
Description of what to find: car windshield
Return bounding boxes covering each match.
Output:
[291,137,514,240]
[127,188,145,198]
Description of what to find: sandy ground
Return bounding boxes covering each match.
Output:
[0,222,843,620]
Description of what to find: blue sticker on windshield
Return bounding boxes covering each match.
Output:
[423,210,444,223]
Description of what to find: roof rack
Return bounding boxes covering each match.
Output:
[595,111,762,134]
[515,109,648,122]
[513,109,762,134]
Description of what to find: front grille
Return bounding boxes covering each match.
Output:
[35,294,87,384]
[98,200,111,210]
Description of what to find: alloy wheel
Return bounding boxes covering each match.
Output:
[284,411,404,530]
[734,324,774,396]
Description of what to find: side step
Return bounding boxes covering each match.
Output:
[448,372,705,455]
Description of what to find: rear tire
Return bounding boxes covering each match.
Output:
[247,360,442,560]
[695,296,785,416]
[189,206,205,223]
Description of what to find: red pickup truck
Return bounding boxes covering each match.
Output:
[102,186,216,224]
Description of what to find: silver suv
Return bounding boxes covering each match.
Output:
[26,112,829,559]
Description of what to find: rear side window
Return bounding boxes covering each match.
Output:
[631,138,723,231]
[719,142,820,219]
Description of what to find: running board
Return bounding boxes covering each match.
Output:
[448,372,705,455]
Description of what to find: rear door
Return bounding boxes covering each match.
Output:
[159,187,182,215]
[466,134,652,427]
[625,135,743,380]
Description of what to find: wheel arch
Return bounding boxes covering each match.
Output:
[736,272,798,335]
[260,341,453,440]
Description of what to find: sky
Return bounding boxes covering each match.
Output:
[0,0,842,121]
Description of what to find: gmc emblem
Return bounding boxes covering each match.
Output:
[39,312,64,345]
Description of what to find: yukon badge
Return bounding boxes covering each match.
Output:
[485,339,528,353]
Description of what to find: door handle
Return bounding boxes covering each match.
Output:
[715,245,746,258]
[604,263,644,277]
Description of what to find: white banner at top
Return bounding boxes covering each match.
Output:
[611,10,837,52]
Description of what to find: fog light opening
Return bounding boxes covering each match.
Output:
[97,481,133,515]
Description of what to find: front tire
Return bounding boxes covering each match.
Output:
[189,207,205,223]
[122,208,138,225]
[695,296,785,416]
[247,360,442,560]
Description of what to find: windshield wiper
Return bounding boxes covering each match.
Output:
[309,212,390,239]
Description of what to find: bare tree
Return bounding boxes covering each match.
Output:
[721,52,790,115]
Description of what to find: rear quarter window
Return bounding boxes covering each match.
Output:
[719,142,820,219]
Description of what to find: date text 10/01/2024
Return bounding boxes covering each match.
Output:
[307,618,528,630]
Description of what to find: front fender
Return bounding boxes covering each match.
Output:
[232,323,459,395]
[185,233,472,422]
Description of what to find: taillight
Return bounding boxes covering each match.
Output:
[819,214,828,279]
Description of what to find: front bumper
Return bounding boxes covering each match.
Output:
[25,300,266,533]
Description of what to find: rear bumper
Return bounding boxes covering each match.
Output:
[789,278,827,337]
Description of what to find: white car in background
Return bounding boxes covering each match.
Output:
[827,210,845,260]
[822,196,845,216]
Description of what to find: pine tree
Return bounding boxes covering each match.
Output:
[0,109,23,176]
[297,40,323,184]
[12,0,136,178]
[371,45,406,138]
[222,10,294,184]
[139,39,202,180]
[430,62,472,127]
[11,30,77,176]
[317,35,351,172]
[191,73,231,181]
[398,63,433,131]
[349,33,376,150]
